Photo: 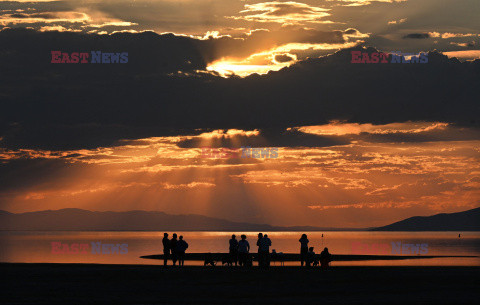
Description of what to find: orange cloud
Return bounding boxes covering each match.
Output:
[291,121,449,136]
[230,1,332,25]
[326,0,407,7]
[0,11,90,25]
[429,32,480,39]
[1,123,478,227]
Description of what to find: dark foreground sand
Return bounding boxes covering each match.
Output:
[1,263,479,305]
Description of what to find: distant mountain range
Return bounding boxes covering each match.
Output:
[0,207,478,231]
[371,207,480,231]
[0,208,352,231]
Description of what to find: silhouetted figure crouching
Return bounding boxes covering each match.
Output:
[306,247,317,267]
[320,247,332,269]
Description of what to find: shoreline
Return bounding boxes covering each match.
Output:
[140,253,478,262]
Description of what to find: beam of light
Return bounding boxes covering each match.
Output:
[1,124,479,227]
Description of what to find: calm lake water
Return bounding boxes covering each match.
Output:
[1,231,479,266]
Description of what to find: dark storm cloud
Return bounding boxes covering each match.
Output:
[0,29,479,151]
[274,54,295,63]
[402,33,430,39]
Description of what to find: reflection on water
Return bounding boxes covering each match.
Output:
[0,231,479,266]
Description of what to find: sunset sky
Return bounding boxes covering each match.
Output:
[0,0,479,228]
[1,0,480,75]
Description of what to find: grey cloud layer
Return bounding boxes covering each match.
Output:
[1,0,479,54]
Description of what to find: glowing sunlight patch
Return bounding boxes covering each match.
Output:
[206,41,362,77]
[207,57,294,77]
[292,122,449,136]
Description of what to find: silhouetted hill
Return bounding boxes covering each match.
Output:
[0,209,354,231]
[371,207,480,231]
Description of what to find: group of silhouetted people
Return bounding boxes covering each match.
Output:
[162,232,332,268]
[299,234,332,268]
[227,233,272,268]
[226,233,330,268]
[162,233,189,266]
[229,234,251,266]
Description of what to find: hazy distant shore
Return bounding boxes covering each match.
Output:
[1,263,479,304]
[1,207,479,231]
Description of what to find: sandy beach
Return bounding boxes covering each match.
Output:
[1,263,479,304]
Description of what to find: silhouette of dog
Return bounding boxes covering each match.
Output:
[204,259,216,266]
[271,250,285,266]
[312,259,320,267]
[222,256,233,266]
[204,253,216,266]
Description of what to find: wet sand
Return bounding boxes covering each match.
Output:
[140,252,477,261]
[1,263,479,304]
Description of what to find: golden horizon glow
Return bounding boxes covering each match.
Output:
[206,52,297,77]
[206,40,363,77]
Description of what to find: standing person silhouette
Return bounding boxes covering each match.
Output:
[256,233,264,267]
[176,235,188,267]
[257,233,271,268]
[263,234,272,267]
[229,234,239,266]
[170,233,178,266]
[162,233,170,266]
[238,235,250,266]
[299,234,309,267]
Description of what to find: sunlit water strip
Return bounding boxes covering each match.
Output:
[1,231,479,266]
